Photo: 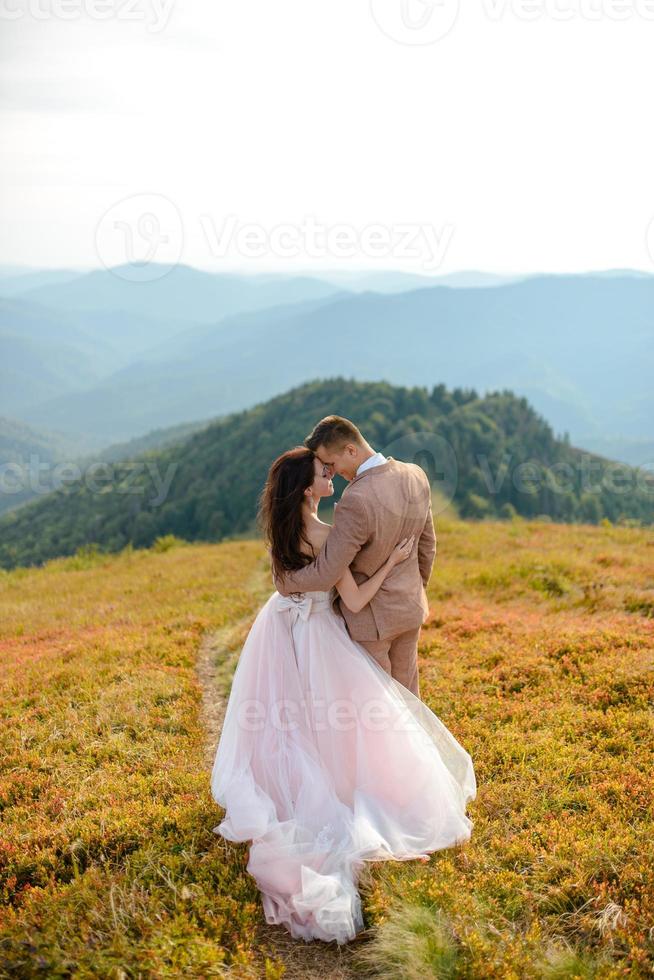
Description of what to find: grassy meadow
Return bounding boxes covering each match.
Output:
[1,518,653,977]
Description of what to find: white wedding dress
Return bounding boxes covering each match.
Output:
[210,587,476,944]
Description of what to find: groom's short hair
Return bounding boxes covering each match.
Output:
[305,416,365,452]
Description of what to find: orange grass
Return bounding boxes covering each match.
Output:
[1,519,653,977]
[359,517,654,978]
[0,539,280,978]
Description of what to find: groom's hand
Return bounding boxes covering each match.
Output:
[276,492,369,595]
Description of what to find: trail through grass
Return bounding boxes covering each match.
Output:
[1,518,652,977]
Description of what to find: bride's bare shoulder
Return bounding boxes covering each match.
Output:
[302,518,332,555]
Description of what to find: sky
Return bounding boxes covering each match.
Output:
[1,0,654,276]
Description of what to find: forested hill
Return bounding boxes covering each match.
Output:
[0,378,651,570]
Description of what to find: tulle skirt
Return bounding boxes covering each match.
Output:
[210,590,477,944]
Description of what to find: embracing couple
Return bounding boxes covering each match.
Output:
[211,416,476,945]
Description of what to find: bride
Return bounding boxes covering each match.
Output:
[210,447,476,945]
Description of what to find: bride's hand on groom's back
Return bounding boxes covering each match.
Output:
[388,534,415,567]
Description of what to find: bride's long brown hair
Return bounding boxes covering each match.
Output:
[258,447,318,582]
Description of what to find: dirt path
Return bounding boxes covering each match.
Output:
[197,610,364,979]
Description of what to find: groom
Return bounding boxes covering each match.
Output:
[275,416,436,697]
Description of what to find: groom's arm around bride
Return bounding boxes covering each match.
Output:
[275,417,436,697]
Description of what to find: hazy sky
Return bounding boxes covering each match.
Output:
[2,0,654,275]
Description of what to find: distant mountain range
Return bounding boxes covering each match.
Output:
[0,265,652,470]
[13,264,343,323]
[288,269,525,291]
[0,264,522,297]
[0,267,85,295]
[1,377,651,571]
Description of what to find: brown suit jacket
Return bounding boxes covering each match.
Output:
[276,457,436,642]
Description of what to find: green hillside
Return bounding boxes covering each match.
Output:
[0,378,652,570]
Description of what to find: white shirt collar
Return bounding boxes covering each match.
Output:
[356,451,388,477]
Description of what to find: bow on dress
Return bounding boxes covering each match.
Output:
[276,593,314,622]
